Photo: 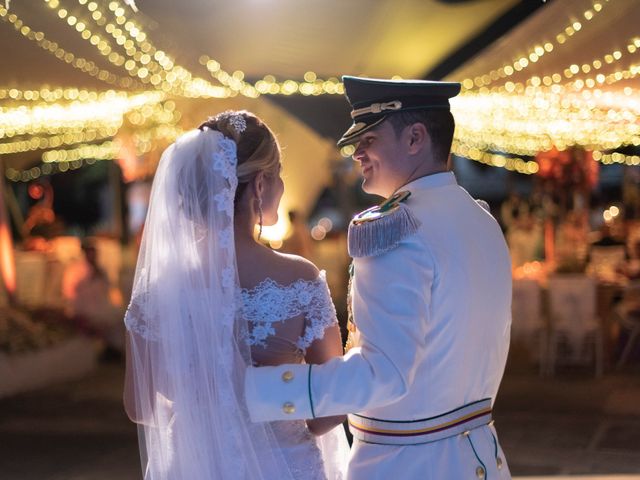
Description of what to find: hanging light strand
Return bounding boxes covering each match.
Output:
[461,0,613,91]
[593,150,640,166]
[4,122,185,183]
[0,126,118,154]
[0,96,178,157]
[97,0,343,97]
[5,140,118,183]
[452,87,640,155]
[0,91,164,139]
[0,86,144,103]
[450,141,539,175]
[75,0,226,97]
[0,5,139,88]
[40,0,228,98]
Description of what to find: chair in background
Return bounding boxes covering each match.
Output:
[14,250,48,308]
[547,274,604,377]
[615,281,640,369]
[588,245,626,282]
[511,278,546,374]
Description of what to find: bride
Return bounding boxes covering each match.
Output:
[123,110,350,479]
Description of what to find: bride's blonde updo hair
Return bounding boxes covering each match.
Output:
[198,110,281,205]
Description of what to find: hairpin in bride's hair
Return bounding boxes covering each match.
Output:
[228,113,247,135]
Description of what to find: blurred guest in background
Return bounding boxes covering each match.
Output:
[556,210,589,269]
[507,211,542,268]
[62,238,124,352]
[500,191,529,233]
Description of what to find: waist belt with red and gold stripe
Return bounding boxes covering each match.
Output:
[348,398,493,446]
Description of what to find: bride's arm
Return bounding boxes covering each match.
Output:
[303,324,346,436]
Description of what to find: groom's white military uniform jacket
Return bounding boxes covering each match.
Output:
[246,171,513,480]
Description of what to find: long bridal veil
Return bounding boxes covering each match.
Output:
[125,127,349,479]
[124,128,301,479]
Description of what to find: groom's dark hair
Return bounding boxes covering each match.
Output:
[387,109,455,164]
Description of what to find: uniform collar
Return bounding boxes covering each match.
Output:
[402,171,457,194]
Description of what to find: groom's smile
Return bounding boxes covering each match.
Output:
[352,121,403,197]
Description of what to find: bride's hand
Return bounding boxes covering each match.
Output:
[306,414,347,436]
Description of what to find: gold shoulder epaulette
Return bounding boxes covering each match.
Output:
[347,190,421,258]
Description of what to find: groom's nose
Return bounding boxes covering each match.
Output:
[352,144,366,162]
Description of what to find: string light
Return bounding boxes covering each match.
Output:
[41,140,119,163]
[593,150,640,166]
[0,86,138,103]
[0,91,164,139]
[452,88,640,157]
[4,121,185,182]
[0,5,137,88]
[449,0,640,174]
[463,35,639,95]
[92,0,344,97]
[199,57,344,97]
[0,126,117,154]
[5,140,118,183]
[41,0,228,98]
[80,0,229,97]
[0,0,343,100]
[1,0,635,180]
[461,0,612,91]
[0,97,179,159]
[451,140,539,175]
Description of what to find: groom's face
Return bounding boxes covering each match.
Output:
[352,120,404,198]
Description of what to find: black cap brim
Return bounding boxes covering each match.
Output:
[337,115,387,147]
[337,76,461,148]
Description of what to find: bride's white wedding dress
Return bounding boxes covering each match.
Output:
[124,127,348,479]
[241,270,349,480]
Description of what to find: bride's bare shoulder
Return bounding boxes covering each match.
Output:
[269,251,320,284]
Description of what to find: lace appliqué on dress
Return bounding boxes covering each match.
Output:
[240,271,337,353]
[124,288,160,341]
[270,420,327,480]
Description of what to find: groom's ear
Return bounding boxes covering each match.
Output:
[406,122,429,155]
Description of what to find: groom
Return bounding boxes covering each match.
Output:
[245,76,513,479]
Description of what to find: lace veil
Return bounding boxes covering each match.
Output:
[124,127,298,479]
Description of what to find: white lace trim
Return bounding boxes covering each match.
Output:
[211,135,238,192]
[270,420,326,480]
[124,268,160,341]
[240,270,338,352]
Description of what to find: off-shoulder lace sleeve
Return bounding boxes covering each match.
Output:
[295,271,338,352]
[240,270,338,352]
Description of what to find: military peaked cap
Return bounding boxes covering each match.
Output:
[337,76,461,147]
